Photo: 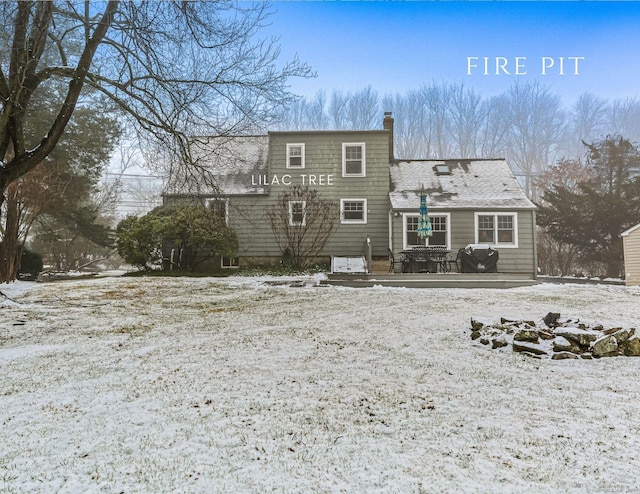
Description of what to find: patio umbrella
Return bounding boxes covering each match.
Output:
[417,186,433,239]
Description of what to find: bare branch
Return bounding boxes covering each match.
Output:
[1,0,312,211]
[267,186,339,270]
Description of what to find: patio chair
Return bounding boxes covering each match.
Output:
[388,248,404,273]
[446,248,465,272]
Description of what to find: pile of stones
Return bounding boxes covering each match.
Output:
[470,312,640,359]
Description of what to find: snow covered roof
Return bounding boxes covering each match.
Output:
[621,223,640,237]
[165,135,269,195]
[389,159,536,210]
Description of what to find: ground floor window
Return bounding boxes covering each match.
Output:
[340,199,367,224]
[403,213,449,248]
[221,256,239,269]
[475,212,518,247]
[289,200,306,226]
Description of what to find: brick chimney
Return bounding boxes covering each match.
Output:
[383,112,394,162]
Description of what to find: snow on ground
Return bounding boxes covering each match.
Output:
[1,276,640,493]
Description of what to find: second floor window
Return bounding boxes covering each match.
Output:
[287,143,305,169]
[342,143,366,177]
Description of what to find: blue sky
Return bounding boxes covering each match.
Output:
[264,1,640,106]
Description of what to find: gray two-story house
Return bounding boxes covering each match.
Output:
[163,113,537,277]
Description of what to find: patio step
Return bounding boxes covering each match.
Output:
[322,273,539,289]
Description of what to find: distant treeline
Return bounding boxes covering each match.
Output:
[275,81,640,198]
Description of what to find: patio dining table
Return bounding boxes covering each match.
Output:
[400,246,451,273]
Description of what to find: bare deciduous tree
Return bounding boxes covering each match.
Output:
[479,94,510,159]
[327,90,349,129]
[0,169,49,281]
[345,86,380,130]
[305,90,329,130]
[504,81,565,199]
[0,0,312,212]
[380,91,422,158]
[277,97,309,131]
[276,80,640,207]
[608,97,640,144]
[446,83,485,158]
[267,186,339,270]
[559,92,609,158]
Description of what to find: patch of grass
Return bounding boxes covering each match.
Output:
[103,287,148,300]
[201,305,244,314]
[113,323,153,335]
[233,263,329,277]
[120,266,328,278]
[122,269,235,278]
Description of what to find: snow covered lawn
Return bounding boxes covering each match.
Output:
[1,276,640,493]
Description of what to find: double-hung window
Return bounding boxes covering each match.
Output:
[205,198,229,224]
[340,199,367,224]
[289,201,306,226]
[404,213,450,248]
[475,213,518,247]
[342,143,366,177]
[429,216,449,247]
[287,143,305,169]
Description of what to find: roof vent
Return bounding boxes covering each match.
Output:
[434,163,451,175]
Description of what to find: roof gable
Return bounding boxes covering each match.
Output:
[389,159,536,210]
[621,223,640,237]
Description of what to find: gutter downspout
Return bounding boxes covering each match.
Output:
[364,236,372,273]
[532,209,538,280]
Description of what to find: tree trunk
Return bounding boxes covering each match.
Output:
[0,182,24,282]
[0,1,120,197]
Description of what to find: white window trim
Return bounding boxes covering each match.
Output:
[474,212,519,248]
[402,212,451,250]
[289,200,306,226]
[340,198,368,224]
[342,142,366,177]
[205,197,229,224]
[286,143,305,169]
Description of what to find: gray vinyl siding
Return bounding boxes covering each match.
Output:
[185,130,392,261]
[264,131,391,257]
[228,195,280,257]
[623,227,640,286]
